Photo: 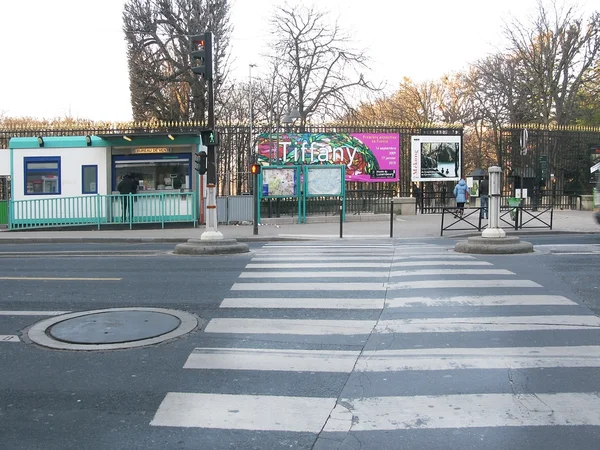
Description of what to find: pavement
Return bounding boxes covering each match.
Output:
[0,209,598,243]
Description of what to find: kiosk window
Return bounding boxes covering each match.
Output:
[114,158,190,191]
[24,157,61,195]
[82,165,98,194]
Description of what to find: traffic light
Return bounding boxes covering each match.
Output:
[200,130,219,146]
[190,32,213,80]
[250,163,261,175]
[195,146,208,175]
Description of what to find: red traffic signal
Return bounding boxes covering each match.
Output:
[250,163,261,175]
[191,32,213,79]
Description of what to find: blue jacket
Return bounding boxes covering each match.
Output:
[453,179,469,203]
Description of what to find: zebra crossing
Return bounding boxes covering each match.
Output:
[151,241,600,445]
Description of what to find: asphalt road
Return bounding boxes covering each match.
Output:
[1,235,599,450]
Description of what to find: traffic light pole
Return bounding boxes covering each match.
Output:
[253,172,259,235]
[201,66,223,241]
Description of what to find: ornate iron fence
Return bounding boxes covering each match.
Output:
[500,125,600,198]
[1,121,463,198]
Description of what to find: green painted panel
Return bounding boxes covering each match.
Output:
[9,136,110,149]
[0,201,7,225]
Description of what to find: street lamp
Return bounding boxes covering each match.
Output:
[249,64,258,236]
[282,106,301,124]
[249,64,257,164]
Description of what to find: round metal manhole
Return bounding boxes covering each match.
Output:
[48,311,181,344]
[28,307,198,351]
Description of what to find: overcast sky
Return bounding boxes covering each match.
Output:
[0,0,595,121]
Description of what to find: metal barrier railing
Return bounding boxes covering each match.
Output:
[8,192,197,230]
[258,189,395,218]
[421,191,580,214]
[441,205,553,236]
[441,207,484,236]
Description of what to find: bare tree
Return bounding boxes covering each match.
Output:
[347,77,450,124]
[502,1,600,125]
[266,4,380,128]
[123,0,232,122]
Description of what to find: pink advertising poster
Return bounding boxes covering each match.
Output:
[255,132,400,182]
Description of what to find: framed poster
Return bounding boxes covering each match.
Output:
[411,135,462,182]
[261,167,298,198]
[305,166,344,196]
[255,133,399,182]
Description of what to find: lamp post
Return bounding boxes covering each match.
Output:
[249,64,258,235]
[249,64,257,164]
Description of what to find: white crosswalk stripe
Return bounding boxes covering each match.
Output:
[183,345,600,372]
[220,296,384,309]
[239,269,514,278]
[323,393,600,431]
[231,279,540,291]
[152,241,600,440]
[385,294,577,307]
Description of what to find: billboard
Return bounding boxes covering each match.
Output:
[256,133,399,182]
[411,135,462,181]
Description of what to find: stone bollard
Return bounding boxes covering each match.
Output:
[482,166,505,238]
[455,165,533,254]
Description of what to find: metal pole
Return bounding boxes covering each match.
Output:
[390,200,394,238]
[520,153,524,205]
[200,32,223,240]
[253,172,258,235]
[520,128,527,208]
[249,64,256,164]
[440,208,445,237]
[250,64,258,237]
[339,198,343,238]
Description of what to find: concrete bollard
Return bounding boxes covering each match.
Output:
[482,166,506,238]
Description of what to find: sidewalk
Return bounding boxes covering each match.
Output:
[0,210,597,244]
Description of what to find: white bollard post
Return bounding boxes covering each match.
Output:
[201,183,224,240]
[482,166,506,238]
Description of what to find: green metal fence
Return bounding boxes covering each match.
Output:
[0,201,8,226]
[8,192,197,230]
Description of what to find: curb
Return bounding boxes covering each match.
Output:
[448,230,600,239]
[0,236,318,244]
[0,231,597,245]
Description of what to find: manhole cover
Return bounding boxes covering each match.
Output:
[28,307,198,351]
[48,311,181,344]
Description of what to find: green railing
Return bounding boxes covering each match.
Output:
[0,200,8,226]
[8,192,197,230]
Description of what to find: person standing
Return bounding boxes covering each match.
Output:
[117,173,137,222]
[453,178,469,217]
[479,176,489,219]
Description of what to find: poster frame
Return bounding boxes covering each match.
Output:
[302,165,346,223]
[257,165,302,224]
[411,135,462,182]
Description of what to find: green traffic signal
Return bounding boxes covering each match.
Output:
[201,130,219,146]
